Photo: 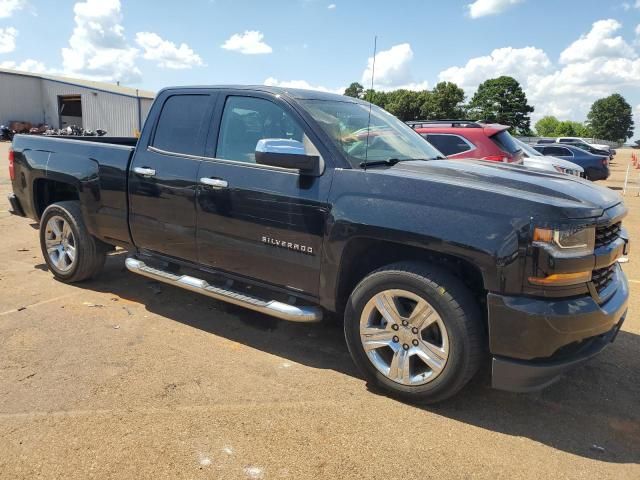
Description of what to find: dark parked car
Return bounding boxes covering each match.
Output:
[556,139,612,158]
[8,86,629,403]
[533,144,610,181]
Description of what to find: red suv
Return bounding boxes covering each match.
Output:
[407,120,523,163]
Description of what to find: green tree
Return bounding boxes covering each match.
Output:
[569,121,592,137]
[534,116,560,136]
[344,82,364,99]
[468,76,534,134]
[587,93,634,141]
[534,116,592,137]
[420,81,466,120]
[363,89,388,109]
[555,120,578,136]
[383,89,425,121]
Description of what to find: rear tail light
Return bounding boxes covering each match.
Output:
[483,155,509,162]
[602,158,608,166]
[8,148,15,181]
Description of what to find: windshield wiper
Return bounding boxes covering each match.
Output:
[359,158,402,168]
[359,157,441,168]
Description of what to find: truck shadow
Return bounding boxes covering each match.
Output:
[74,251,640,464]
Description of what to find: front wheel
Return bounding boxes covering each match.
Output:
[344,262,485,404]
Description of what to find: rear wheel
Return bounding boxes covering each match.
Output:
[39,201,107,282]
[344,261,485,403]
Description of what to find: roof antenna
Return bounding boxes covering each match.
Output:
[363,35,377,170]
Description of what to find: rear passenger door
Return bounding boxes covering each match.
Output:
[195,92,333,297]
[129,91,216,262]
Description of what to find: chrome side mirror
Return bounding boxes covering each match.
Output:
[255,139,320,174]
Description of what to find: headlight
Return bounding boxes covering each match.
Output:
[533,226,595,257]
[529,226,595,287]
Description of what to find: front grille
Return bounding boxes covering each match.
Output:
[592,265,616,293]
[595,222,621,249]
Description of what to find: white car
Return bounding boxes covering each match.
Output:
[516,138,584,177]
[556,137,612,154]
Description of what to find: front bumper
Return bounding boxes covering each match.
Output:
[488,266,628,392]
[7,193,25,217]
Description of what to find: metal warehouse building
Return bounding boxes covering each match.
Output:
[0,68,155,137]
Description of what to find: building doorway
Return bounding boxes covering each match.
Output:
[58,95,83,129]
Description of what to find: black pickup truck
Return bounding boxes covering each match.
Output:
[7,86,630,403]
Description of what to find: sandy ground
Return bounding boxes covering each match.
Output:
[0,141,638,479]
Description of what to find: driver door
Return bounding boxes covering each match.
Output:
[195,92,334,297]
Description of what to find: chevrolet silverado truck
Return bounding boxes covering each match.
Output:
[7,86,630,403]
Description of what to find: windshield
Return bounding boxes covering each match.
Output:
[300,100,443,167]
[514,138,542,158]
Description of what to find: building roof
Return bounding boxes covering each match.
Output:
[0,67,155,99]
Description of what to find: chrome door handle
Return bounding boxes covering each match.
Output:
[200,177,228,189]
[133,167,156,177]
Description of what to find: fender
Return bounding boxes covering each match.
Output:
[45,151,101,237]
[318,169,533,311]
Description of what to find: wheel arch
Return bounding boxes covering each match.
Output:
[331,236,488,317]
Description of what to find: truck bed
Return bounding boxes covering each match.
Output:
[10,134,136,246]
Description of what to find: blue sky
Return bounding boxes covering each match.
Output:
[1,0,639,137]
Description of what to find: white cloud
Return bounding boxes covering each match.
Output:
[0,58,48,73]
[467,0,523,18]
[61,0,141,83]
[439,46,552,90]
[328,3,336,9]
[221,31,272,55]
[264,77,343,94]
[361,43,429,91]
[135,32,204,69]
[560,19,636,64]
[0,0,25,18]
[0,26,17,53]
[437,19,640,125]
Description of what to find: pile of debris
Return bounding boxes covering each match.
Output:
[44,126,107,137]
[1,122,108,141]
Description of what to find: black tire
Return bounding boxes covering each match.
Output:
[39,201,108,283]
[344,261,485,404]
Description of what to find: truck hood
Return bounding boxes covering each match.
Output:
[385,159,620,219]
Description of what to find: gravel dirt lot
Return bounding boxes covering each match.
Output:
[0,141,638,479]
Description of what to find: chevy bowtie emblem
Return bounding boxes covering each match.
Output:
[262,236,314,255]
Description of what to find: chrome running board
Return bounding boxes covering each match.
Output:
[125,257,322,323]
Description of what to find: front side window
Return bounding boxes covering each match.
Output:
[423,134,473,156]
[153,95,211,156]
[216,96,318,163]
[300,100,443,167]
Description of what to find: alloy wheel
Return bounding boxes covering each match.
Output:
[359,289,449,386]
[44,215,76,272]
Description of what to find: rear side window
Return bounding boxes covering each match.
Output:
[490,130,521,155]
[153,95,211,156]
[558,138,572,143]
[422,134,473,156]
[545,146,572,156]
